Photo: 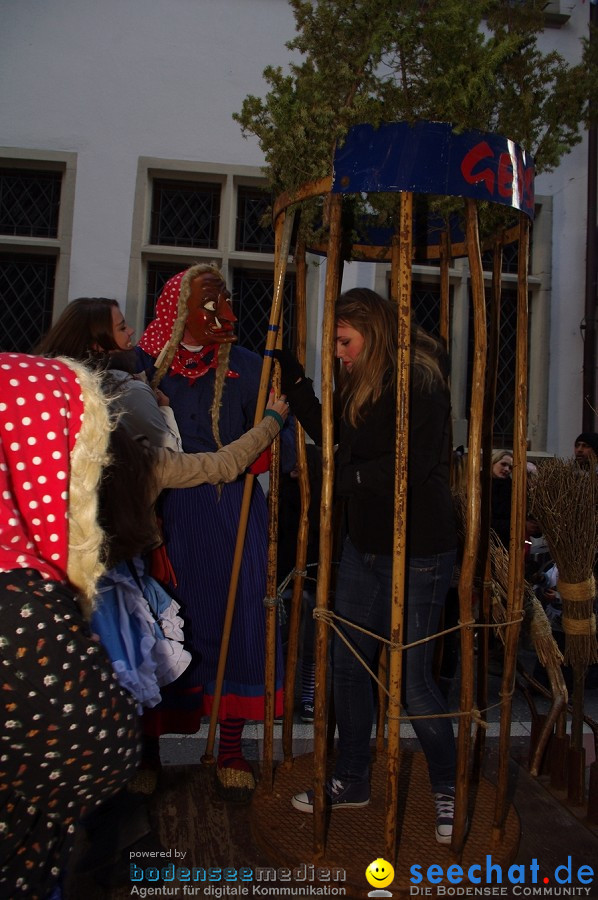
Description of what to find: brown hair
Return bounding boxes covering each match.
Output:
[335,288,447,427]
[37,297,120,367]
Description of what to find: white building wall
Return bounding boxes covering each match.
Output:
[0,0,296,298]
[534,1,592,456]
[0,0,594,456]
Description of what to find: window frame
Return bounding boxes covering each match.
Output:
[0,148,77,342]
[127,158,294,342]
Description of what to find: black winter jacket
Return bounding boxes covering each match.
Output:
[287,370,457,558]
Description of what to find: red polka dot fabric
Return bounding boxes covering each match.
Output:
[0,353,84,584]
[138,268,188,360]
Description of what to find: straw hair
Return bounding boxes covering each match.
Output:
[211,342,232,450]
[60,357,113,619]
[528,457,598,666]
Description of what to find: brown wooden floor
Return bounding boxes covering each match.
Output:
[65,739,598,899]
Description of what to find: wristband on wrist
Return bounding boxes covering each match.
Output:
[263,408,284,429]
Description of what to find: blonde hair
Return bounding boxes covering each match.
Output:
[211,342,232,449]
[492,450,513,468]
[335,288,446,427]
[60,357,113,618]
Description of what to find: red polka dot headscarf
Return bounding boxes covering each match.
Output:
[138,263,227,381]
[138,268,191,360]
[0,353,85,583]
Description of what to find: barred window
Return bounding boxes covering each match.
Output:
[0,254,56,352]
[0,169,61,239]
[466,287,523,449]
[482,239,520,275]
[412,284,442,338]
[150,179,220,248]
[143,264,296,357]
[236,186,275,253]
[144,261,188,328]
[232,268,295,354]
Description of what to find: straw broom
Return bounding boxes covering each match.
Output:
[528,458,598,669]
[489,530,564,664]
[529,457,597,798]
[489,530,568,775]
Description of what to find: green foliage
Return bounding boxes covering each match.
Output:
[233,0,596,247]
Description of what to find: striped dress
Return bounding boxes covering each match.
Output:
[137,344,284,731]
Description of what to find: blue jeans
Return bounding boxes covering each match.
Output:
[332,538,457,794]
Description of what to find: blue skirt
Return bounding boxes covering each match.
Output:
[152,478,284,728]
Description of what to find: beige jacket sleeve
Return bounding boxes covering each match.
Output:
[151,414,281,493]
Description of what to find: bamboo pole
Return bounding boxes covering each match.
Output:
[474,237,503,777]
[376,647,388,754]
[436,227,454,693]
[492,213,529,840]
[312,193,343,858]
[261,213,294,790]
[202,209,296,765]
[281,240,310,767]
[453,198,487,854]
[262,378,281,790]
[439,229,451,347]
[568,667,587,806]
[385,192,412,862]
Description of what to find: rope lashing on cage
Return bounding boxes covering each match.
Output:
[311,607,523,726]
[265,566,313,626]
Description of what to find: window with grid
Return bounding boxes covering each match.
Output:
[150,179,220,248]
[0,165,64,351]
[236,186,275,253]
[466,287,524,449]
[232,268,296,354]
[143,264,296,356]
[0,169,61,238]
[0,254,56,352]
[144,262,188,328]
[481,239,520,274]
[412,284,442,337]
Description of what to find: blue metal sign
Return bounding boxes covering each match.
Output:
[333,121,534,220]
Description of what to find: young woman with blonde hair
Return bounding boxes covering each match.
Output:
[278,288,458,843]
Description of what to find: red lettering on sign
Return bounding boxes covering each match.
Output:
[461,140,534,213]
[460,142,495,194]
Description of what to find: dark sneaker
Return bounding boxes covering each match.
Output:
[291,777,370,813]
[300,701,314,722]
[434,792,455,844]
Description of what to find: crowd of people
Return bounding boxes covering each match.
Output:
[0,265,289,896]
[2,270,597,894]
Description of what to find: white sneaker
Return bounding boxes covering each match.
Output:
[434,792,455,844]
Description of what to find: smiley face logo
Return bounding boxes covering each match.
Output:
[365,857,395,889]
